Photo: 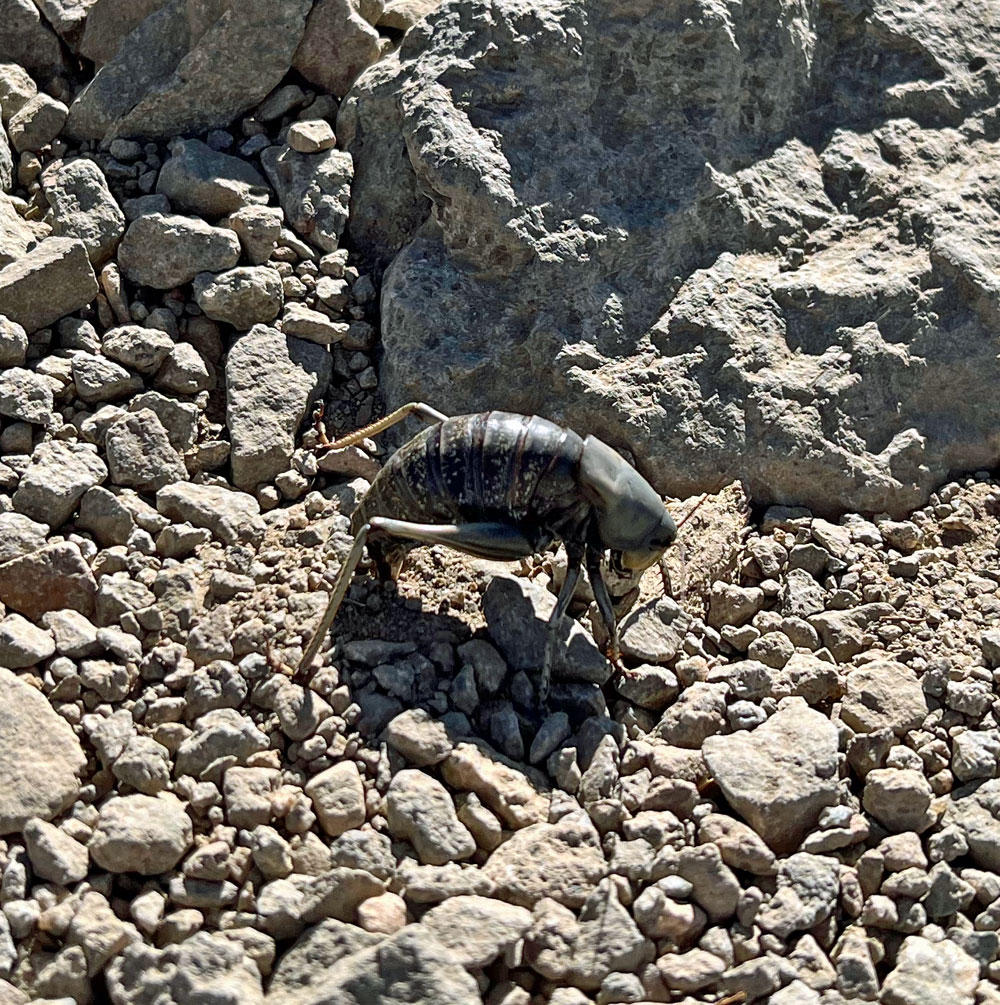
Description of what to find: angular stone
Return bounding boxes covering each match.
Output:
[101,324,174,376]
[841,660,928,736]
[0,237,98,333]
[193,266,283,329]
[618,597,692,663]
[155,138,270,217]
[0,613,55,668]
[156,481,264,544]
[105,410,187,492]
[78,0,164,66]
[881,935,978,1005]
[7,93,67,153]
[154,341,214,394]
[702,699,840,854]
[304,762,366,838]
[106,932,264,1005]
[0,315,28,366]
[23,818,89,884]
[67,0,314,142]
[0,666,86,833]
[72,351,143,403]
[280,302,349,344]
[0,0,65,74]
[0,511,48,565]
[421,895,531,968]
[383,708,453,766]
[483,574,611,685]
[294,0,381,96]
[225,324,332,489]
[89,793,192,873]
[12,440,107,526]
[222,204,283,264]
[261,144,353,252]
[386,769,476,865]
[41,157,125,264]
[0,368,54,425]
[862,768,936,834]
[117,213,240,289]
[482,811,605,908]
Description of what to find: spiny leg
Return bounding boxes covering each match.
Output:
[539,542,585,702]
[321,402,449,451]
[587,543,622,668]
[296,522,372,679]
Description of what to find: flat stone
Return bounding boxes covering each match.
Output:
[72,351,144,402]
[0,316,28,366]
[7,93,67,152]
[0,540,97,619]
[702,698,840,854]
[383,708,453,766]
[293,0,382,97]
[0,511,48,565]
[101,325,174,376]
[0,237,98,333]
[0,666,86,833]
[0,613,54,668]
[117,213,240,288]
[225,324,332,490]
[156,481,264,545]
[422,895,532,968]
[23,817,89,884]
[0,367,54,425]
[89,793,192,873]
[105,410,187,492]
[618,597,692,663]
[280,302,349,344]
[304,761,366,838]
[155,138,270,217]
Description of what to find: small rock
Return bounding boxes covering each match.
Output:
[881,935,978,1005]
[155,138,270,217]
[0,613,54,668]
[192,267,284,329]
[386,768,476,865]
[7,93,67,152]
[0,541,98,619]
[105,410,187,492]
[841,660,928,736]
[23,818,89,884]
[89,793,193,874]
[304,761,366,838]
[102,324,174,376]
[41,157,125,264]
[287,119,337,153]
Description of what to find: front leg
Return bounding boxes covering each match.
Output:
[539,541,585,702]
[587,544,622,668]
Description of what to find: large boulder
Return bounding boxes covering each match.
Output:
[342,0,1000,515]
[66,0,314,141]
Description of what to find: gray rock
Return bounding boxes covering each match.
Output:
[280,302,349,344]
[0,194,42,271]
[0,540,97,619]
[757,853,839,937]
[952,730,1000,782]
[0,237,98,333]
[0,316,28,366]
[106,931,264,1004]
[421,895,531,968]
[76,485,136,545]
[880,935,978,1005]
[7,93,67,153]
[0,120,13,193]
[288,119,338,154]
[155,138,270,217]
[102,324,174,376]
[383,708,453,766]
[981,629,1000,669]
[483,574,611,686]
[66,0,314,142]
[129,391,199,450]
[105,410,187,492]
[342,0,1000,517]
[41,157,125,265]
[222,205,283,265]
[117,213,240,289]
[192,267,283,329]
[0,367,54,425]
[482,811,605,907]
[0,511,48,564]
[862,768,936,833]
[154,341,214,394]
[525,880,652,991]
[77,0,164,66]
[293,0,382,97]
[89,793,192,873]
[702,698,840,854]
[942,778,1000,871]
[841,660,928,736]
[156,481,265,544]
[617,597,692,663]
[261,144,353,252]
[0,0,65,74]
[0,613,54,668]
[304,761,366,838]
[173,708,269,779]
[72,351,144,403]
[22,818,89,885]
[225,324,332,489]
[266,919,382,998]
[386,768,476,865]
[0,666,86,833]
[269,924,480,1005]
[12,440,107,526]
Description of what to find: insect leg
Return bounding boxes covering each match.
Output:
[539,542,585,702]
[324,402,449,450]
[587,544,621,665]
[365,517,536,561]
[296,522,372,679]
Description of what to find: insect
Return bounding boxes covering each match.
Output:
[297,403,678,699]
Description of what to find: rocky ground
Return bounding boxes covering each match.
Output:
[2,2,1000,1005]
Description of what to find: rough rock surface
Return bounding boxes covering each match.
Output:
[345,0,1000,515]
[0,667,86,833]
